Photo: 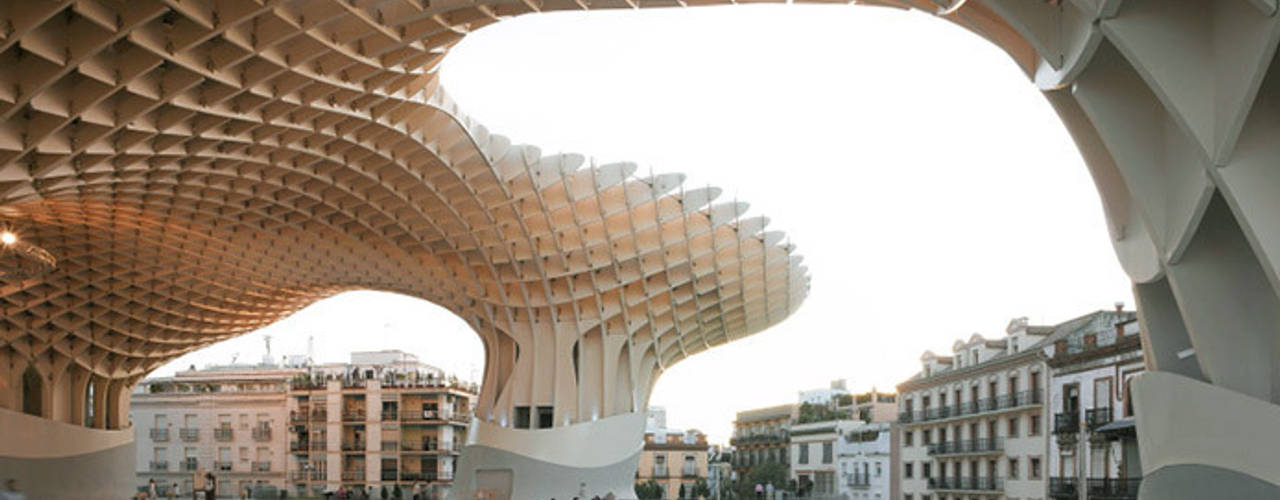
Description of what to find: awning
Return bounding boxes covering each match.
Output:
[1095,418,1136,435]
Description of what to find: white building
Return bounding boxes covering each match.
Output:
[790,420,857,497]
[840,421,892,500]
[1046,311,1143,500]
[800,379,852,406]
[896,309,1134,500]
[131,365,301,497]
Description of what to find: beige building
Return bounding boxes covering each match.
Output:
[131,350,477,498]
[635,415,710,499]
[730,404,795,486]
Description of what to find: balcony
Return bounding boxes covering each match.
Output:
[382,410,399,421]
[252,461,271,472]
[928,477,1002,492]
[341,470,364,482]
[728,431,789,446]
[381,470,399,481]
[682,467,698,478]
[309,440,327,451]
[290,441,308,452]
[150,460,169,471]
[1086,407,1114,430]
[342,409,366,422]
[1088,477,1141,499]
[149,428,170,441]
[309,410,328,421]
[214,427,233,441]
[847,473,870,489]
[290,411,308,424]
[902,390,1043,424]
[1054,412,1080,434]
[400,409,441,421]
[214,461,233,471]
[252,427,271,441]
[289,471,308,482]
[652,466,669,478]
[181,458,199,472]
[179,428,199,442]
[341,441,365,452]
[382,441,400,452]
[926,438,1003,456]
[1049,477,1079,499]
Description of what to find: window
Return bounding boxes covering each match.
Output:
[239,413,249,429]
[1008,417,1019,437]
[154,447,166,461]
[875,462,882,477]
[218,414,231,428]
[904,495,912,500]
[799,443,809,464]
[822,442,833,464]
[1009,375,1019,394]
[904,462,913,479]
[1008,457,1020,479]
[1029,413,1041,436]
[1030,457,1042,479]
[922,429,932,445]
[514,406,531,429]
[904,431,913,447]
[239,446,249,462]
[536,406,554,429]
[922,462,932,479]
[155,414,167,428]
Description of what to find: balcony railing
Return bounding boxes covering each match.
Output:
[1086,407,1114,429]
[926,438,1003,456]
[214,427,233,441]
[1088,477,1141,499]
[381,470,399,481]
[179,428,199,441]
[341,470,364,482]
[150,460,169,471]
[1049,477,1079,499]
[310,439,327,451]
[341,441,365,452]
[382,441,399,452]
[150,428,170,441]
[1054,411,1080,434]
[382,410,399,421]
[342,409,366,422]
[290,441,309,452]
[252,427,271,441]
[289,471,308,482]
[251,461,271,472]
[181,458,199,471]
[214,461,233,471]
[400,409,441,421]
[928,477,1002,492]
[901,390,1043,424]
[652,466,669,478]
[728,431,789,446]
[682,467,697,478]
[290,411,308,424]
[847,473,870,489]
[399,471,452,482]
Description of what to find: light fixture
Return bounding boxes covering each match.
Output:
[0,228,55,280]
[1,232,15,245]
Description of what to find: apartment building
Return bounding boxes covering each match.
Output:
[730,404,795,484]
[840,421,893,500]
[636,407,710,499]
[1047,310,1143,500]
[287,350,476,499]
[896,309,1135,500]
[131,350,477,499]
[132,365,302,497]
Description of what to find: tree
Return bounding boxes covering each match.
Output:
[380,485,389,499]
[392,485,402,499]
[635,480,664,500]
[679,484,687,499]
[691,479,711,499]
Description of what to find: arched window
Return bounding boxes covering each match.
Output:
[21,365,42,416]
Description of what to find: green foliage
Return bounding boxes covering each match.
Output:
[691,478,712,498]
[392,485,402,499]
[796,402,841,424]
[380,485,388,499]
[635,480,664,499]
[744,462,789,491]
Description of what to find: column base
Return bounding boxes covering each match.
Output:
[0,408,136,499]
[1132,371,1280,500]
[451,411,645,500]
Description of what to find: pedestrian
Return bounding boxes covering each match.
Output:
[169,482,179,500]
[148,478,159,499]
[0,479,26,500]
[203,473,217,500]
[411,482,420,500]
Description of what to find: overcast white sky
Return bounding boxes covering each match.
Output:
[156,5,1133,444]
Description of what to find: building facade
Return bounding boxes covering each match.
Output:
[635,422,710,499]
[840,421,893,500]
[1047,313,1143,500]
[897,319,1053,500]
[131,350,477,498]
[790,420,853,497]
[132,366,300,497]
[730,404,795,488]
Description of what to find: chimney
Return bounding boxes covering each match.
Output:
[1114,301,1125,312]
